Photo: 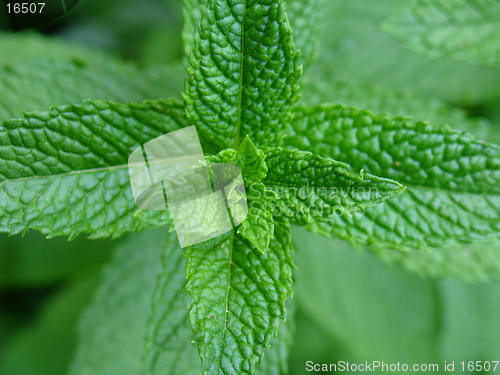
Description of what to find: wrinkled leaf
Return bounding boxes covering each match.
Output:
[286,104,500,250]
[141,232,295,375]
[264,148,405,225]
[184,0,301,151]
[0,99,187,239]
[186,223,294,374]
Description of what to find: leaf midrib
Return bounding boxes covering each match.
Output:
[219,227,235,371]
[0,164,130,184]
[234,1,247,150]
[0,154,208,184]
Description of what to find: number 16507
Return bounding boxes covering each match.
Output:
[6,3,46,14]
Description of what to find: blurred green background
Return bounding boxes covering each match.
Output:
[1,0,500,374]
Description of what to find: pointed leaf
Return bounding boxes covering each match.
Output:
[235,137,268,182]
[0,99,188,239]
[141,232,295,375]
[184,0,301,151]
[185,222,294,374]
[182,0,325,66]
[239,182,277,253]
[286,104,500,249]
[234,137,276,252]
[264,148,405,226]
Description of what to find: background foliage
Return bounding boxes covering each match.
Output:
[1,0,500,374]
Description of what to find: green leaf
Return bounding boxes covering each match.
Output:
[382,0,500,67]
[182,0,324,67]
[184,0,301,152]
[235,137,276,252]
[140,233,200,375]
[300,79,500,145]
[185,222,294,374]
[0,99,188,239]
[70,230,294,375]
[0,60,184,122]
[239,182,277,253]
[285,104,500,250]
[206,138,277,253]
[288,80,500,281]
[263,148,405,226]
[141,232,295,375]
[234,137,268,183]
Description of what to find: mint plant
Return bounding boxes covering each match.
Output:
[1,0,500,374]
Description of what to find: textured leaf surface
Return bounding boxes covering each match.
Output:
[184,0,301,151]
[295,79,500,277]
[264,148,405,226]
[140,233,200,375]
[294,81,500,279]
[185,222,294,374]
[383,0,500,67]
[0,99,187,239]
[0,60,184,122]
[182,0,324,66]
[141,232,295,375]
[286,105,500,249]
[70,230,293,375]
[207,137,277,252]
[239,182,277,253]
[234,138,276,252]
[300,79,500,146]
